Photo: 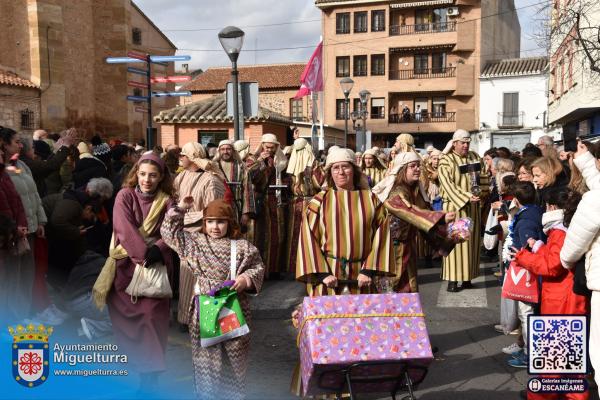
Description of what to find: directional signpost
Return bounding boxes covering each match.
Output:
[105,52,192,148]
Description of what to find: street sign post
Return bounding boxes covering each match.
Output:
[150,75,191,83]
[152,91,192,97]
[106,52,192,149]
[127,80,148,89]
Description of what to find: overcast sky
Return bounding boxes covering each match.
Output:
[135,0,547,71]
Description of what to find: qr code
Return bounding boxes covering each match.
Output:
[528,315,587,374]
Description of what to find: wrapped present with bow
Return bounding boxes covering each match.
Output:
[197,281,249,347]
[297,293,433,397]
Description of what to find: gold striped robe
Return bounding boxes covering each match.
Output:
[296,188,394,296]
[437,151,489,282]
[363,167,386,188]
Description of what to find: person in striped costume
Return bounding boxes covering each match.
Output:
[285,138,323,274]
[438,129,489,292]
[213,139,256,227]
[295,147,394,296]
[360,148,387,188]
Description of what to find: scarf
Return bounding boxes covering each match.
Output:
[286,139,315,177]
[541,209,565,234]
[92,190,170,310]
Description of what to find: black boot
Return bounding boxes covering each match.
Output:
[461,280,473,289]
[447,281,461,292]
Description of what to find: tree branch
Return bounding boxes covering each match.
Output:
[575,12,600,73]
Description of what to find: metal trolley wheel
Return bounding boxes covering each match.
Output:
[318,360,429,400]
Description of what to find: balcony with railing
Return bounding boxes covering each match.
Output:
[389,111,456,124]
[389,67,456,80]
[390,21,456,36]
[497,112,524,128]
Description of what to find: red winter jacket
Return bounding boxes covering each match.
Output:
[0,171,27,228]
[515,227,588,316]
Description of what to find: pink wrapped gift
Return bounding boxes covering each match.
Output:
[297,293,433,397]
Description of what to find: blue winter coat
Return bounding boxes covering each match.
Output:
[511,204,544,250]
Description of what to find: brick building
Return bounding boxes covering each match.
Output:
[155,94,292,149]
[0,70,41,133]
[316,0,521,149]
[0,0,176,141]
[182,63,311,122]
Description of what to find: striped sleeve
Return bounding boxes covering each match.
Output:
[362,196,395,276]
[438,156,470,210]
[296,193,331,283]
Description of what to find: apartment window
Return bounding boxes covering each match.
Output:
[431,53,447,73]
[336,56,350,77]
[432,8,448,30]
[290,99,303,120]
[354,55,367,77]
[371,10,385,32]
[432,97,446,117]
[415,9,430,32]
[354,12,368,33]
[132,27,142,45]
[371,98,385,119]
[371,54,385,76]
[336,99,347,120]
[336,13,351,34]
[198,131,228,146]
[414,54,428,74]
[20,108,34,130]
[503,92,519,125]
[567,51,574,88]
[353,98,361,113]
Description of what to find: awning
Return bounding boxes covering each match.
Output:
[390,0,454,9]
[372,98,385,107]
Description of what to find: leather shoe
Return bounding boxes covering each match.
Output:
[447,282,461,292]
[461,281,473,289]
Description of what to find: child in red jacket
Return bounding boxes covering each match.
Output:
[515,187,589,400]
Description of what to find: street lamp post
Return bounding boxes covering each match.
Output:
[339,77,354,148]
[357,89,371,153]
[219,26,245,141]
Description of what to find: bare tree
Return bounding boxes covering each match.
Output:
[548,1,600,75]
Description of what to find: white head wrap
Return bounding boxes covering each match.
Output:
[181,141,211,170]
[286,138,315,177]
[325,148,356,170]
[233,140,250,160]
[213,139,240,162]
[372,152,421,202]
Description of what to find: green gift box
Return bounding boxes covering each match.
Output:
[196,286,249,348]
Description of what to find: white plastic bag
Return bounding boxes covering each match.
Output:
[483,209,499,250]
[500,291,519,334]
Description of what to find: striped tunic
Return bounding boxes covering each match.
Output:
[438,151,489,282]
[296,188,394,296]
[363,167,386,188]
[217,160,256,220]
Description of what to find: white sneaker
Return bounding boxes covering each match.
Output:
[502,342,522,355]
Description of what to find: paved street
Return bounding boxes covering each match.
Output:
[158,261,600,400]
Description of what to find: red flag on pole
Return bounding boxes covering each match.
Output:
[294,41,323,99]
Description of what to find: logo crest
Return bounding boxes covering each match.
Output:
[8,323,53,388]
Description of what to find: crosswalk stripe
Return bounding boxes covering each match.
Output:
[436,263,496,308]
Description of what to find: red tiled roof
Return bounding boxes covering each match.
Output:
[481,57,548,78]
[183,63,305,92]
[154,94,291,125]
[0,70,38,89]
